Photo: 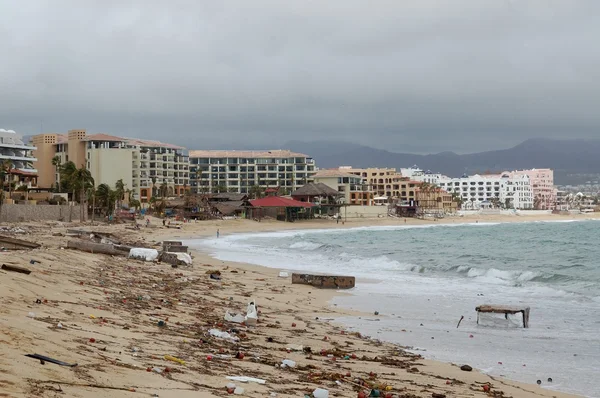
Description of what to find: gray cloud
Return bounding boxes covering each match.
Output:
[1,0,599,154]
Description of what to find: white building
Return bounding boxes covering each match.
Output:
[400,165,443,185]
[437,172,533,210]
[188,150,316,194]
[0,128,38,190]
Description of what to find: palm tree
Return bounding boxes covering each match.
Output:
[2,160,14,200]
[95,183,117,217]
[51,156,62,192]
[114,179,125,210]
[159,182,168,198]
[151,176,157,197]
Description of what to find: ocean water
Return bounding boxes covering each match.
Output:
[187,220,600,397]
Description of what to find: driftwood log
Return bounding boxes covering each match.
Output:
[66,241,126,257]
[292,273,355,289]
[2,264,32,274]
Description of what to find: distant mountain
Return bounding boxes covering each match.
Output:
[284,138,600,185]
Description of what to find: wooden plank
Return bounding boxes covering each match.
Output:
[0,235,41,250]
[1,264,32,274]
[475,305,528,314]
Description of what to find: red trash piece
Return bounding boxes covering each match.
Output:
[206,355,213,361]
[292,323,297,327]
[89,338,96,343]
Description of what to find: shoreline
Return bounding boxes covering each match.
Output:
[159,213,598,397]
[0,213,592,397]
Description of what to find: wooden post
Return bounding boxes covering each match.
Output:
[523,307,530,328]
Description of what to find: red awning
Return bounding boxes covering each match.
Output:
[250,196,314,208]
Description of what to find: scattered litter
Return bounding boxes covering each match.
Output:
[234,387,245,395]
[226,376,266,385]
[27,312,36,319]
[278,271,289,278]
[281,359,296,368]
[25,353,78,367]
[313,388,329,398]
[245,301,258,326]
[286,344,303,352]
[224,311,245,324]
[209,329,239,342]
[164,355,185,365]
[128,248,159,262]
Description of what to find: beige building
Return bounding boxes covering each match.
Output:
[0,128,38,193]
[338,166,406,198]
[415,187,458,213]
[188,150,316,194]
[313,170,374,206]
[31,129,189,205]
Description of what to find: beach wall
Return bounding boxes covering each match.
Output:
[342,206,388,219]
[0,204,83,222]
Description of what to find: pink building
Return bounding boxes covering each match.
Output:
[512,169,556,210]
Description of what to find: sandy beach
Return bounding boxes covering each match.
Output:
[1,212,596,398]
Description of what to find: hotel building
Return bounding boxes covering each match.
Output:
[31,129,189,205]
[436,172,534,209]
[0,128,38,190]
[188,150,316,194]
[312,170,374,206]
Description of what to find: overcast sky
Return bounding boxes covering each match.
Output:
[1,0,599,154]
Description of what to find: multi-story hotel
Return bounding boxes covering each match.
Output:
[338,166,403,197]
[0,128,38,190]
[31,129,189,205]
[436,172,534,209]
[188,150,316,194]
[312,169,374,206]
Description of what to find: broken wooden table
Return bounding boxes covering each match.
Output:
[475,304,531,328]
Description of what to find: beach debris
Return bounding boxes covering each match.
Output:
[226,376,266,384]
[292,273,355,289]
[29,259,41,264]
[374,311,379,316]
[66,240,126,256]
[456,315,464,328]
[313,388,329,398]
[286,344,303,352]
[209,329,239,342]
[548,377,553,382]
[460,365,473,372]
[128,248,159,261]
[27,312,36,318]
[164,355,185,365]
[207,270,222,280]
[0,235,40,250]
[2,264,32,275]
[25,353,78,367]
[281,359,296,368]
[431,394,446,398]
[225,311,245,323]
[245,301,258,326]
[278,271,289,278]
[234,387,245,395]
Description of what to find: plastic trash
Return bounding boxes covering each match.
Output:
[278,271,289,278]
[27,312,35,318]
[226,376,266,384]
[286,344,303,352]
[164,355,185,365]
[225,311,245,324]
[234,387,245,395]
[313,388,329,398]
[281,359,296,368]
[209,329,239,342]
[245,301,258,326]
[128,248,159,261]
[152,367,162,374]
[226,382,236,389]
